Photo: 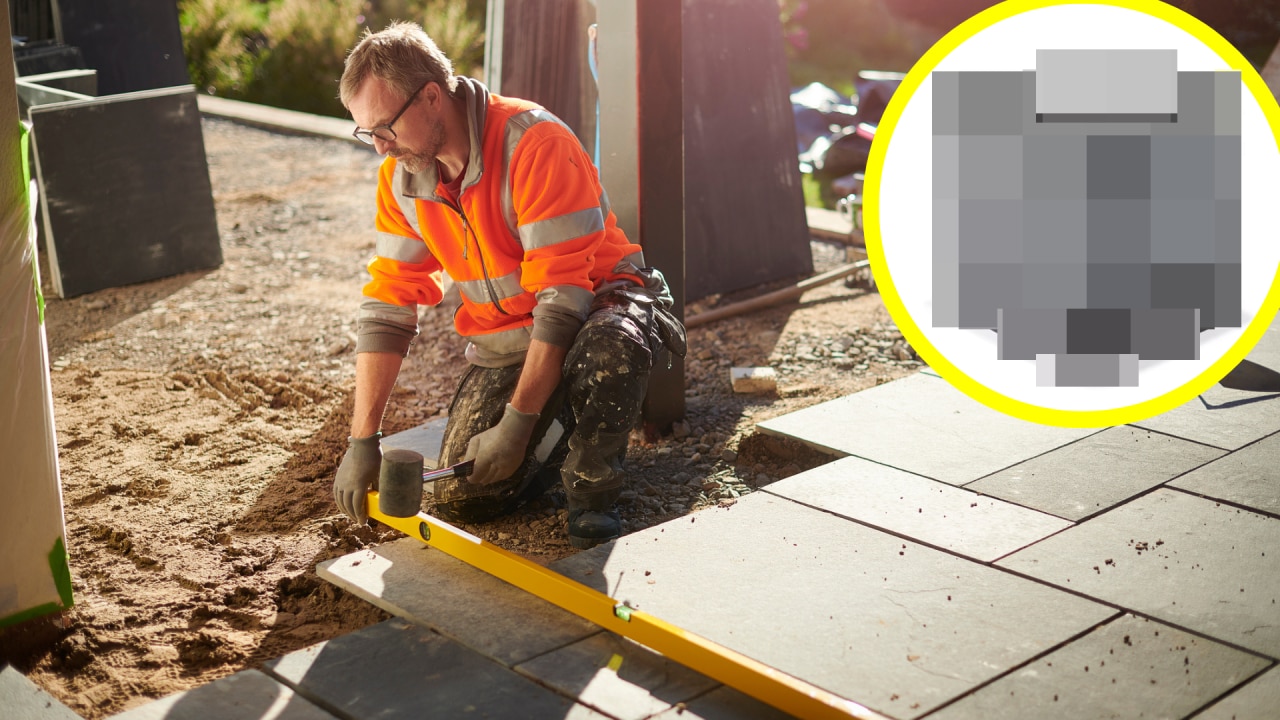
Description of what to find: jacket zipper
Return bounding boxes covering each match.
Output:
[451,201,509,316]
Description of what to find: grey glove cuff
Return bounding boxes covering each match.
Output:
[349,432,383,451]
[501,403,540,434]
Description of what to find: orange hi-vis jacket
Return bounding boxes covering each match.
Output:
[358,77,646,367]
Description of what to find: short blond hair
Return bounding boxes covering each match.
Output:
[340,21,457,108]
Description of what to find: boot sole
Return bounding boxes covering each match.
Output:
[569,533,619,550]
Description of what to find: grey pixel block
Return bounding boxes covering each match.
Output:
[998,488,1280,657]
[1022,135,1087,201]
[106,669,335,720]
[959,199,1023,263]
[933,71,961,136]
[1022,263,1087,310]
[1213,263,1242,327]
[934,196,960,327]
[1067,309,1131,355]
[1036,49,1177,116]
[927,614,1269,720]
[1214,136,1243,200]
[1022,199,1088,265]
[264,618,599,719]
[1150,197,1216,264]
[999,307,1068,361]
[1086,135,1151,200]
[1130,308,1199,360]
[958,71,1026,135]
[934,134,960,199]
[1086,263,1151,311]
[958,263,1022,329]
[965,425,1224,521]
[1036,354,1057,386]
[1052,353,1130,387]
[1150,263,1215,320]
[1150,135,1215,200]
[1086,199,1151,263]
[1160,71,1218,137]
[1215,198,1242,262]
[1212,70,1243,136]
[958,135,1023,200]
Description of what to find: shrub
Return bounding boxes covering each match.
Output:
[179,0,486,116]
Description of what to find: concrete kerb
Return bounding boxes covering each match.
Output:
[195,95,368,147]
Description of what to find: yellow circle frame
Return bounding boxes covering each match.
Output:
[865,0,1280,427]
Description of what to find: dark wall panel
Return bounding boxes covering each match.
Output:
[681,0,812,299]
[56,0,189,95]
[30,86,222,297]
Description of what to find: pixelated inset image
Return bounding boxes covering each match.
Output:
[932,49,1241,387]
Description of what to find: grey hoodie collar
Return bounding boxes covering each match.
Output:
[398,76,490,202]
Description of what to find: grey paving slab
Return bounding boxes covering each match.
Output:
[514,632,718,720]
[107,669,334,720]
[1197,664,1280,720]
[1,665,81,720]
[264,618,608,719]
[764,456,1072,562]
[1132,323,1280,450]
[928,614,1268,720]
[757,372,1095,485]
[650,686,799,720]
[382,416,448,470]
[550,492,1116,719]
[1170,431,1280,516]
[317,538,598,666]
[999,488,1280,658]
[967,426,1225,521]
[1131,387,1280,451]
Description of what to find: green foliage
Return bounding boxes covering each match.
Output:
[779,0,939,94]
[178,0,486,117]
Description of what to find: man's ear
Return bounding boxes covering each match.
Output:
[422,82,443,109]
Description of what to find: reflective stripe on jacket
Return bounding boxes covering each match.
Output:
[362,77,645,365]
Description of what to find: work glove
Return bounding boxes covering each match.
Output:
[333,433,382,524]
[465,403,539,485]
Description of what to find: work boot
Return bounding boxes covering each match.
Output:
[567,508,621,549]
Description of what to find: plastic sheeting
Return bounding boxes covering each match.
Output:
[0,78,72,623]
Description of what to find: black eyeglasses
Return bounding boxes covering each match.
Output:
[352,81,429,145]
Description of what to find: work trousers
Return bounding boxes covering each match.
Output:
[433,291,656,523]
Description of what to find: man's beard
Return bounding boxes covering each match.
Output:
[390,115,447,175]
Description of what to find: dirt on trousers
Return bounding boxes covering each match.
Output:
[0,117,919,718]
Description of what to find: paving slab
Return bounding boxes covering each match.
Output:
[967,426,1225,520]
[382,416,448,471]
[1196,664,1280,720]
[514,632,718,720]
[998,488,1280,658]
[107,669,334,720]
[764,456,1072,562]
[650,686,799,720]
[1,664,82,720]
[1131,387,1280,451]
[550,492,1116,719]
[1132,323,1280,450]
[263,618,607,719]
[927,614,1269,720]
[318,539,598,666]
[1169,431,1280,516]
[757,372,1095,485]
